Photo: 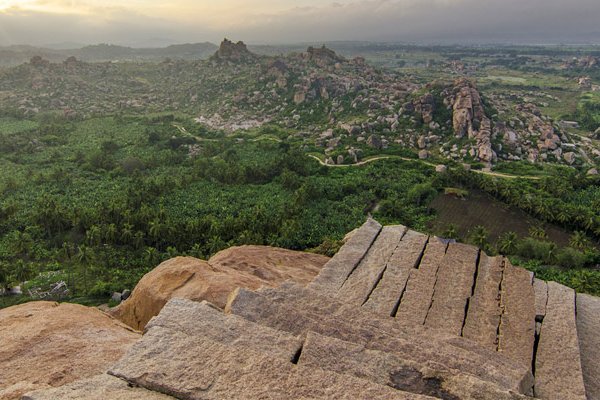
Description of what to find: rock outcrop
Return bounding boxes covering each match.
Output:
[16,220,600,399]
[111,246,328,330]
[212,38,256,62]
[445,79,497,165]
[305,45,345,66]
[0,301,139,400]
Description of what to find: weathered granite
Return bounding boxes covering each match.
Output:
[363,231,429,316]
[147,299,302,361]
[534,282,586,399]
[109,326,425,400]
[462,255,504,350]
[576,293,600,400]
[309,218,382,293]
[336,225,406,306]
[226,288,534,394]
[497,261,536,369]
[425,243,479,336]
[22,375,175,400]
[394,240,448,325]
[300,332,530,400]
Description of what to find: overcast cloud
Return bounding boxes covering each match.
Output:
[0,0,599,47]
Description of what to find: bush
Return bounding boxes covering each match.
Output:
[407,183,437,207]
[555,247,588,269]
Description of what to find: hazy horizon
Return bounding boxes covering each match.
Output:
[0,0,599,48]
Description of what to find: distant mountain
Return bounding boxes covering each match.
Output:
[0,42,219,67]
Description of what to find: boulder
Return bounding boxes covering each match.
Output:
[564,152,577,165]
[111,246,328,330]
[367,134,383,149]
[0,301,139,400]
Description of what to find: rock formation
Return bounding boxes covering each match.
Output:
[12,220,600,399]
[413,93,435,125]
[305,45,345,66]
[111,246,328,330]
[445,79,497,165]
[0,302,139,400]
[212,38,256,62]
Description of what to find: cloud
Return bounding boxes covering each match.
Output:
[0,0,599,46]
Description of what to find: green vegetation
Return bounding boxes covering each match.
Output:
[0,115,436,303]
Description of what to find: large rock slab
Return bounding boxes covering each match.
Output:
[109,324,428,399]
[425,243,479,336]
[395,240,448,325]
[112,247,328,330]
[300,332,529,400]
[148,299,302,361]
[497,261,536,369]
[363,231,429,316]
[336,225,406,306]
[576,293,600,400]
[0,301,139,400]
[534,282,586,399]
[226,288,534,394]
[309,218,382,293]
[462,255,503,350]
[22,374,175,400]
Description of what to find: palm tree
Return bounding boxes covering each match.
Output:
[497,231,518,255]
[569,231,590,251]
[13,231,33,257]
[443,224,458,239]
[149,218,164,248]
[105,223,117,244]
[76,245,94,294]
[529,226,547,240]
[470,226,489,250]
[133,231,145,250]
[144,247,160,265]
[86,225,101,246]
[121,223,133,244]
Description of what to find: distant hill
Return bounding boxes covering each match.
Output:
[0,42,218,67]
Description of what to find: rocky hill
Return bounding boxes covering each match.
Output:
[2,40,597,169]
[6,219,599,399]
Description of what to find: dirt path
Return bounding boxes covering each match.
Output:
[309,154,542,180]
[176,124,543,180]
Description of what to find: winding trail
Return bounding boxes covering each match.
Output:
[309,154,542,180]
[175,124,542,180]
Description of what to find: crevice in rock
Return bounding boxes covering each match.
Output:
[461,249,481,337]
[413,236,430,270]
[291,343,304,365]
[390,237,429,318]
[363,264,388,307]
[532,285,549,380]
[337,226,383,292]
[423,242,450,325]
[495,258,508,352]
[361,229,407,307]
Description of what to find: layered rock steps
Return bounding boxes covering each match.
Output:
[108,299,433,400]
[24,218,598,399]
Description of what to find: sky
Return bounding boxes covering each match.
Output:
[0,0,599,47]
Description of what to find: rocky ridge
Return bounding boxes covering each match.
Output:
[1,41,593,168]
[23,219,600,399]
[111,245,328,330]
